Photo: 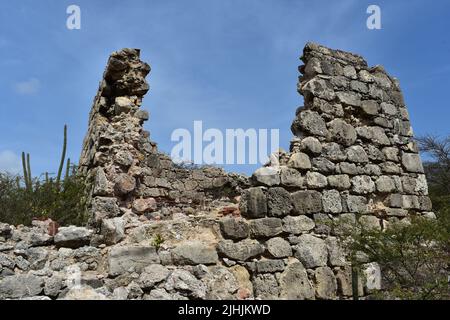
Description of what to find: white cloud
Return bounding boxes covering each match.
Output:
[14,78,40,95]
[0,150,21,174]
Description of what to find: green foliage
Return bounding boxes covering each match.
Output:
[346,217,450,300]
[0,125,87,226]
[337,135,450,300]
[151,233,165,249]
[0,169,87,226]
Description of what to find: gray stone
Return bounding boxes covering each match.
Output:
[382,147,399,162]
[327,175,351,190]
[0,223,12,238]
[363,164,382,176]
[323,143,347,161]
[380,102,397,116]
[351,175,375,194]
[0,274,44,299]
[362,262,381,293]
[306,171,328,189]
[375,176,396,193]
[359,216,381,231]
[293,110,328,137]
[144,288,172,300]
[326,237,346,266]
[293,234,328,268]
[114,150,134,167]
[0,253,15,269]
[346,146,368,163]
[302,78,336,101]
[108,246,160,276]
[164,269,206,299]
[91,197,121,222]
[249,218,282,238]
[101,217,125,245]
[252,273,280,299]
[327,119,357,146]
[339,162,359,175]
[361,100,379,115]
[314,266,337,299]
[401,153,424,173]
[266,237,292,258]
[288,152,312,170]
[300,137,322,155]
[336,91,360,107]
[239,187,267,218]
[138,264,170,289]
[54,226,93,249]
[114,173,136,195]
[291,190,323,214]
[267,187,293,217]
[44,274,63,297]
[256,259,285,273]
[343,65,357,79]
[203,266,239,299]
[282,215,315,234]
[217,239,264,261]
[220,218,250,240]
[280,166,304,188]
[322,190,343,214]
[311,157,336,174]
[171,242,218,265]
[279,260,314,299]
[252,167,280,186]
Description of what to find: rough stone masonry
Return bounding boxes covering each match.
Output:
[0,43,433,300]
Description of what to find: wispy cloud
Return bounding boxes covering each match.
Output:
[14,77,40,95]
[0,150,21,174]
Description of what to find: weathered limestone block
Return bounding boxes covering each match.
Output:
[314,266,337,299]
[288,152,312,170]
[217,239,264,262]
[171,242,218,265]
[108,246,160,276]
[322,190,343,214]
[267,187,293,217]
[219,218,250,240]
[327,119,357,146]
[249,218,283,238]
[291,190,323,214]
[279,260,314,300]
[293,234,328,268]
[54,226,93,249]
[282,215,315,234]
[266,237,292,258]
[239,187,267,218]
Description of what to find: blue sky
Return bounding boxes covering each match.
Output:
[0,0,449,176]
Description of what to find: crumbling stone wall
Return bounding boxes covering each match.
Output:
[226,42,434,298]
[78,48,247,239]
[0,43,433,300]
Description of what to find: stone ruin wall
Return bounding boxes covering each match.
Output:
[78,48,248,239]
[0,43,433,300]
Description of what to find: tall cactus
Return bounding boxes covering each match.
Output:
[56,125,67,187]
[21,152,32,192]
[64,158,71,183]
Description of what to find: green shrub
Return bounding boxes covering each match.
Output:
[345,216,450,300]
[0,125,87,226]
[0,170,87,226]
